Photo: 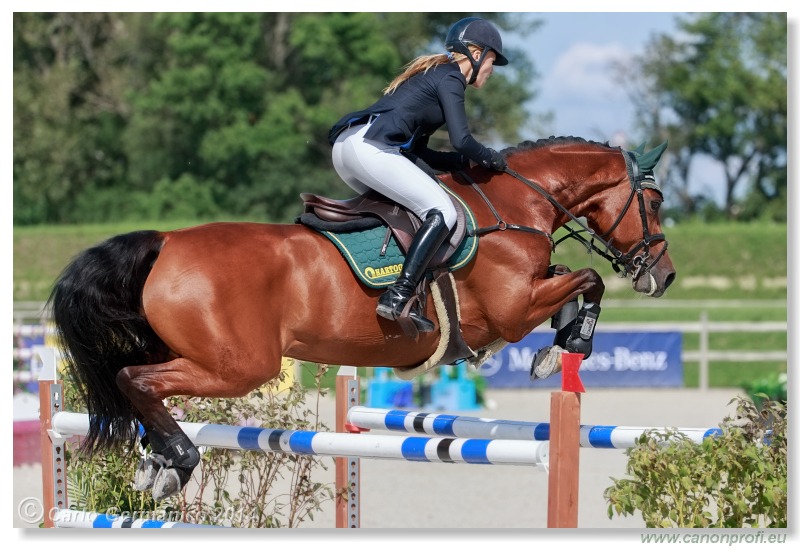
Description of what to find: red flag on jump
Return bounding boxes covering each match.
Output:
[561,352,586,393]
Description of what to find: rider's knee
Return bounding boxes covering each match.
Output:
[425,204,457,229]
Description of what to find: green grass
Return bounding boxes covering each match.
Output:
[14,219,210,302]
[601,306,786,323]
[294,299,788,391]
[682,362,787,390]
[298,361,786,393]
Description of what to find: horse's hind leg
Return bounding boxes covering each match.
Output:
[115,357,274,500]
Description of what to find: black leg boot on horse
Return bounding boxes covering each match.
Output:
[531,265,603,380]
[376,210,450,334]
[134,429,201,500]
[531,300,603,380]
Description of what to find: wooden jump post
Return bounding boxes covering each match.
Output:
[335,366,361,528]
[547,352,585,528]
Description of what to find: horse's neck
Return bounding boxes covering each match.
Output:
[509,151,621,227]
[481,169,577,232]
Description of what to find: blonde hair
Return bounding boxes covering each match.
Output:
[383,45,481,95]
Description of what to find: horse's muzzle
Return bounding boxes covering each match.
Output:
[632,261,676,297]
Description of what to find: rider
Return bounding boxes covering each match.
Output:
[328,17,509,333]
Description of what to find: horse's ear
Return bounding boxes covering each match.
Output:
[638,141,669,172]
[633,142,646,156]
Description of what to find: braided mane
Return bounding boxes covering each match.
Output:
[501,135,618,156]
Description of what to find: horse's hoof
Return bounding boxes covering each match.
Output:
[151,467,183,501]
[134,456,164,491]
[530,345,564,380]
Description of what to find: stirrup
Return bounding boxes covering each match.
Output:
[376,291,435,333]
[399,298,435,333]
[376,286,406,321]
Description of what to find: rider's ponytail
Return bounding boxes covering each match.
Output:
[383,46,480,95]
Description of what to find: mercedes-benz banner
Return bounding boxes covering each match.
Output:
[476,331,683,388]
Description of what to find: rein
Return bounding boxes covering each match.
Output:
[455,151,668,280]
[461,173,555,250]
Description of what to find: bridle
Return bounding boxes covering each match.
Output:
[458,149,668,281]
[605,151,669,280]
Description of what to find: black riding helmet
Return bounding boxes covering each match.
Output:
[445,17,508,84]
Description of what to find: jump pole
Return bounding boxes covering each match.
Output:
[547,352,585,528]
[333,359,584,529]
[37,353,552,528]
[344,407,722,447]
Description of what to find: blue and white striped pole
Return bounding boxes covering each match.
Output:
[345,406,722,449]
[51,411,549,466]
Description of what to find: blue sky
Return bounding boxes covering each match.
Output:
[516,12,679,143]
[507,12,718,201]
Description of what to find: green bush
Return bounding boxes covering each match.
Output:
[742,373,787,410]
[63,368,334,527]
[604,396,787,528]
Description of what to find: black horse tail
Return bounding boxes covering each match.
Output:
[48,230,166,453]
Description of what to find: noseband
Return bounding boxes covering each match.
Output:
[460,149,668,281]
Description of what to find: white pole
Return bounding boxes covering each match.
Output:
[51,411,549,466]
[346,406,721,449]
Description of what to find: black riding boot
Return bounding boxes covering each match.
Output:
[376,210,450,332]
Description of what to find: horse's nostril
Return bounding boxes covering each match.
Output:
[664,272,676,289]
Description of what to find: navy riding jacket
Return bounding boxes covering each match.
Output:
[328,63,495,172]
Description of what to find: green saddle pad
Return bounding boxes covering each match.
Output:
[317,186,478,289]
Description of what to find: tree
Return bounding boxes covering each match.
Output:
[13,13,147,223]
[14,13,541,224]
[624,13,786,220]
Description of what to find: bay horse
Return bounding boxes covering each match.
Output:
[49,136,675,500]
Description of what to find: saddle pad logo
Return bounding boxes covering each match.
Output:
[364,263,402,282]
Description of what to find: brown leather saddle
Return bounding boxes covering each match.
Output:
[300,189,468,268]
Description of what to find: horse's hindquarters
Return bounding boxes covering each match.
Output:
[144,223,443,374]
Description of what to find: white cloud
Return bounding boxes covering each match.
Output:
[544,42,632,103]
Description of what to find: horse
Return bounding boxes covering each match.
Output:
[49,136,675,500]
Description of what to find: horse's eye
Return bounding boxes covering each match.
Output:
[651,201,662,212]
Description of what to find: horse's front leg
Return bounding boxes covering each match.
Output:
[528,265,605,380]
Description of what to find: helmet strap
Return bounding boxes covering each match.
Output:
[466,47,489,85]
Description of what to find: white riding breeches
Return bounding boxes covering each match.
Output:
[331,122,458,229]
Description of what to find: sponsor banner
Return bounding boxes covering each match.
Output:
[477,331,683,388]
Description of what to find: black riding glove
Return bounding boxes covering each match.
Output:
[486,149,507,171]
